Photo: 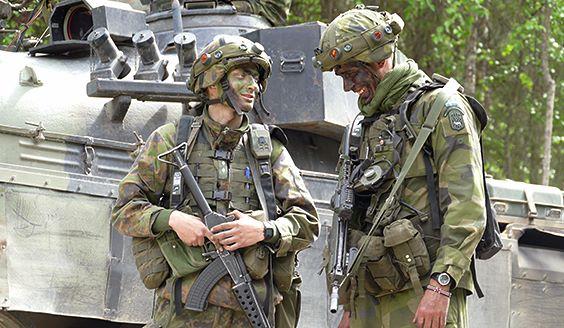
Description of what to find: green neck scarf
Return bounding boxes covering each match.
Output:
[359,60,429,117]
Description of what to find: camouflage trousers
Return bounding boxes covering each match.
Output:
[349,288,467,328]
[148,282,301,328]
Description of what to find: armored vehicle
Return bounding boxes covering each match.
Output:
[0,1,562,327]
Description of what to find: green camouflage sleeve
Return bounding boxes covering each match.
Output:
[429,94,486,286]
[235,0,292,26]
[111,123,176,237]
[271,140,319,257]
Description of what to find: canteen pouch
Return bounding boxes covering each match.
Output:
[131,237,171,289]
[157,230,208,277]
[383,219,430,293]
[360,235,405,293]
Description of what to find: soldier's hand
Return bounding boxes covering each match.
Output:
[210,210,264,251]
[413,280,450,328]
[338,310,350,328]
[169,210,213,247]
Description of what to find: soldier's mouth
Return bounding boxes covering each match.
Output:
[241,93,255,102]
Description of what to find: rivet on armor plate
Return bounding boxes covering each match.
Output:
[344,44,352,52]
[214,51,223,59]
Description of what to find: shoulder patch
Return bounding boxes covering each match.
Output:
[445,106,465,132]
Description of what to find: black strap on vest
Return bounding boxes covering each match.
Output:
[170,116,195,209]
[423,145,442,230]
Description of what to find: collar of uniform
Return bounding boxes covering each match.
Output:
[202,106,250,150]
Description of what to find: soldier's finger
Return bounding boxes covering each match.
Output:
[423,314,433,328]
[227,210,242,219]
[213,229,236,240]
[210,221,236,233]
[219,236,238,246]
[225,242,241,251]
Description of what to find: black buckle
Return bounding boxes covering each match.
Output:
[212,190,232,201]
[259,162,271,178]
[213,149,233,161]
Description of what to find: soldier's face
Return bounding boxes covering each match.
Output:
[334,61,380,104]
[227,64,260,112]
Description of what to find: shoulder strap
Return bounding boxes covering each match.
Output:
[170,115,203,208]
[243,123,277,221]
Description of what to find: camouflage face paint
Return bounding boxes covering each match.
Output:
[334,61,380,105]
[226,64,260,113]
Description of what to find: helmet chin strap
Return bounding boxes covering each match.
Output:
[220,76,247,116]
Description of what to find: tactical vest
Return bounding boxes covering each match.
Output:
[132,117,291,300]
[348,101,439,298]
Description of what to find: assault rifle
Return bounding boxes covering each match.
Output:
[158,143,271,328]
[328,124,356,313]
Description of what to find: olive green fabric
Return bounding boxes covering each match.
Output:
[314,6,404,72]
[359,59,427,117]
[349,288,468,328]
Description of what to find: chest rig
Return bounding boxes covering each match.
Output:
[354,110,408,229]
[170,116,277,221]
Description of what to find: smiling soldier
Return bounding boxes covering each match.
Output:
[112,35,318,328]
[313,5,487,328]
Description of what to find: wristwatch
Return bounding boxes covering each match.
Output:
[431,272,452,287]
[263,221,275,241]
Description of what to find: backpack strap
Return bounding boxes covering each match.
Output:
[170,115,203,208]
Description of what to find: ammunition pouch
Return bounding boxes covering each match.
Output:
[272,253,297,293]
[383,218,430,294]
[361,235,404,294]
[350,216,431,296]
[131,237,171,289]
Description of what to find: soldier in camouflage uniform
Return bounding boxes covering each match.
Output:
[313,5,486,328]
[112,35,318,327]
[150,0,292,26]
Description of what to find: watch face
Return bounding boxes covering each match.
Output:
[438,273,451,286]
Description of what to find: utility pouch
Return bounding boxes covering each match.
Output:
[242,210,269,280]
[383,219,430,294]
[156,231,208,277]
[273,253,296,293]
[360,235,405,293]
[131,237,171,289]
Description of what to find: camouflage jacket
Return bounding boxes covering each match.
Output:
[354,63,486,294]
[111,109,318,307]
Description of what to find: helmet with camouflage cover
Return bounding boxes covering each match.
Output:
[188,34,272,98]
[313,5,404,72]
